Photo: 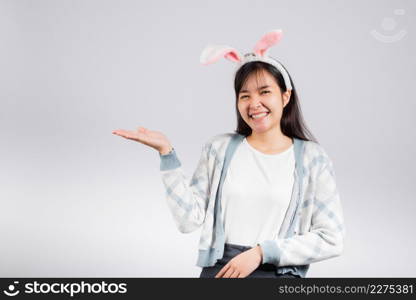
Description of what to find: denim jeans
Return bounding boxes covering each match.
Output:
[199,243,301,278]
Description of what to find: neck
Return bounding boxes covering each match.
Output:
[247,127,292,150]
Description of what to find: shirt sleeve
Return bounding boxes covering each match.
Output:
[258,154,346,267]
[159,143,211,233]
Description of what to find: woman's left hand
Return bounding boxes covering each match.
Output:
[215,246,263,278]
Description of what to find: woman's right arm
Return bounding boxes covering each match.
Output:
[112,126,211,233]
[159,143,211,233]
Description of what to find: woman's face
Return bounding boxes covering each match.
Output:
[237,69,291,134]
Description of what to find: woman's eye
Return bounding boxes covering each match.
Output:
[239,91,269,99]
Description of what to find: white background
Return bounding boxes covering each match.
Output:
[0,0,415,277]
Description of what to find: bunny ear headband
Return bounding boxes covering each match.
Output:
[199,29,292,91]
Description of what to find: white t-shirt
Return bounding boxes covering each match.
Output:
[220,137,295,247]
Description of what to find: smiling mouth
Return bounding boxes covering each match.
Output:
[249,111,270,119]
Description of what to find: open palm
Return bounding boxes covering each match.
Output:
[112,127,172,153]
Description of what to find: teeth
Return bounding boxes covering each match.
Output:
[251,112,268,119]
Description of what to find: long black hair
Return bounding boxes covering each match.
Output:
[234,59,318,143]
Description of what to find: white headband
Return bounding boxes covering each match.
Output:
[199,29,292,91]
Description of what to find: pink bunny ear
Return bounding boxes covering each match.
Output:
[200,45,243,65]
[253,29,283,57]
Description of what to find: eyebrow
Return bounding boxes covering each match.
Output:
[239,85,271,93]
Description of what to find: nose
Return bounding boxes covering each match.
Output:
[249,97,262,109]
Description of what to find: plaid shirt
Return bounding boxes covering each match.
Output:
[159,133,345,277]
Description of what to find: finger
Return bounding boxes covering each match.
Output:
[112,129,130,137]
[214,265,227,278]
[112,131,126,138]
[215,264,230,278]
[137,126,147,133]
[113,129,139,140]
[229,269,240,278]
[113,132,132,139]
[223,267,235,278]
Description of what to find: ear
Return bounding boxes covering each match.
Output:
[253,29,283,57]
[200,45,243,65]
[283,90,291,107]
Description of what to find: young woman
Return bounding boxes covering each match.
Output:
[112,30,345,278]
